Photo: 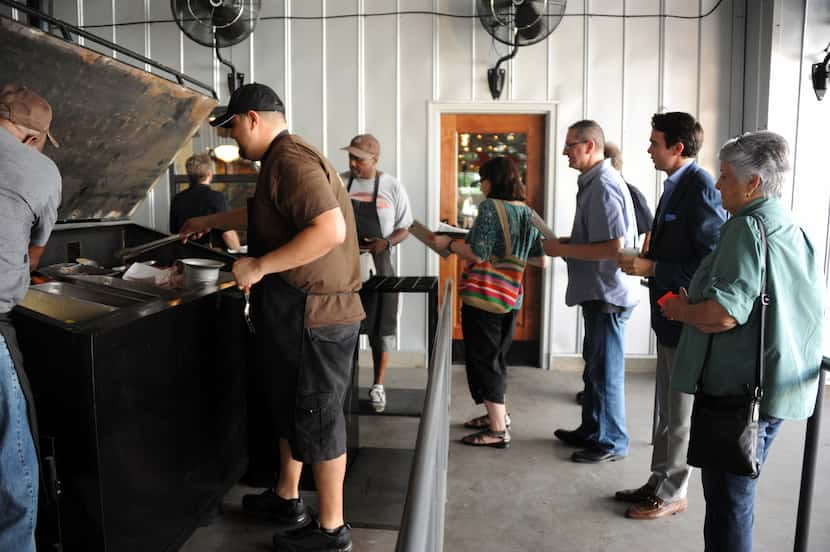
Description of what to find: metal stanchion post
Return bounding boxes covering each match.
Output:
[793,358,828,552]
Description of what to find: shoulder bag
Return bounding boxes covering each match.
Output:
[686,215,769,478]
[459,200,526,314]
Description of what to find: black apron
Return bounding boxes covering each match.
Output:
[348,174,398,337]
[0,313,39,459]
[246,134,308,449]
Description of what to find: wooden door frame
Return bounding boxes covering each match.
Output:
[427,102,559,370]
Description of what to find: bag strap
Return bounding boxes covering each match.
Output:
[490,199,513,256]
[752,215,769,400]
[697,215,770,398]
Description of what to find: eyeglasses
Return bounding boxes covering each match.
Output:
[227,114,248,130]
[563,140,589,151]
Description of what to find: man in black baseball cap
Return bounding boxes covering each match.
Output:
[210,83,284,128]
[182,82,363,552]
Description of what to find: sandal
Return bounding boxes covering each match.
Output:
[460,429,511,449]
[463,412,512,429]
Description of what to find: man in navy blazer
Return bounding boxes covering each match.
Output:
[616,112,726,519]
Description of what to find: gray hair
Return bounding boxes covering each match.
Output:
[718,131,790,198]
[604,141,622,171]
[569,120,605,154]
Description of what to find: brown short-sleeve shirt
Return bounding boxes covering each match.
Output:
[251,133,364,328]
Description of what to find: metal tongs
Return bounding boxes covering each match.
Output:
[243,289,255,334]
[114,234,183,262]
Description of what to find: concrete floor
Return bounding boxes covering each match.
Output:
[447,366,830,552]
[183,361,830,552]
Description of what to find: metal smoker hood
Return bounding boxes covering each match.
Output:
[0,15,217,221]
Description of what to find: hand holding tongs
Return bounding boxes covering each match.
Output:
[242,288,255,334]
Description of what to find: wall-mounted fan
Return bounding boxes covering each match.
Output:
[171,0,261,95]
[812,42,830,101]
[477,0,567,99]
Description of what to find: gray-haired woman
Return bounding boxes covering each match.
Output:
[662,131,823,552]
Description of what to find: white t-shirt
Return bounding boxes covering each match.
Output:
[341,171,414,239]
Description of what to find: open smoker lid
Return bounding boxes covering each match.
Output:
[0,16,217,221]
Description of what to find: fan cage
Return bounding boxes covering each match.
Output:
[172,0,261,48]
[478,0,567,47]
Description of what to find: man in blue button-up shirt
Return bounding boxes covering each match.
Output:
[616,112,725,520]
[545,120,640,464]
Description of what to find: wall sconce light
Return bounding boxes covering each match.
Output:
[812,42,830,101]
[212,144,240,163]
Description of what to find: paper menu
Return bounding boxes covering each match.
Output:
[409,221,451,258]
[530,210,557,240]
[433,222,469,236]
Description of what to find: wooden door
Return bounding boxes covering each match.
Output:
[439,113,546,365]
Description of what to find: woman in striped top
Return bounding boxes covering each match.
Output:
[434,156,547,448]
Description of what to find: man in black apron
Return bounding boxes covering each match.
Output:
[181,84,363,552]
[0,85,62,552]
[340,134,412,413]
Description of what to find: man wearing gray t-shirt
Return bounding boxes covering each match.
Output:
[340,134,413,413]
[0,85,62,552]
[544,120,639,464]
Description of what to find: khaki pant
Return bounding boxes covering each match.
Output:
[647,344,694,502]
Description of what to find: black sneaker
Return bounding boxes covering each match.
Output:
[272,520,352,552]
[242,489,311,530]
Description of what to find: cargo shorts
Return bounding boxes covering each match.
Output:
[276,322,359,464]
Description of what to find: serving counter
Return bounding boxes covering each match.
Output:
[12,222,249,552]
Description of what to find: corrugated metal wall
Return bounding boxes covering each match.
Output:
[19,0,822,360]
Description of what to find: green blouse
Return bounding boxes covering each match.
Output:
[672,198,824,420]
[465,199,544,261]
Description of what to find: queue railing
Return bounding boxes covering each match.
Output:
[395,280,453,552]
[793,356,829,552]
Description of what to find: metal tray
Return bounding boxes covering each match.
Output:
[19,287,119,324]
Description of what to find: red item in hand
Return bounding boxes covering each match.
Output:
[657,291,678,308]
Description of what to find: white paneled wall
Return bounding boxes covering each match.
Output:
[41,0,817,362]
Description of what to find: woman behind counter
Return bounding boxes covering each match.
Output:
[434,156,546,448]
[662,131,824,552]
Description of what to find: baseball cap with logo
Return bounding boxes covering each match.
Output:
[210,83,285,128]
[0,84,59,147]
[341,134,380,160]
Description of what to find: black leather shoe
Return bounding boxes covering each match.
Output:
[553,428,592,448]
[614,483,656,503]
[272,519,352,552]
[571,446,626,463]
[242,489,311,531]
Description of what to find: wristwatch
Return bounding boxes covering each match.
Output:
[386,238,393,251]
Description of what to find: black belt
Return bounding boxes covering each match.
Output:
[581,300,626,314]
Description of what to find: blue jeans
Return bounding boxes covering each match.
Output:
[0,334,38,552]
[701,416,783,552]
[578,303,631,455]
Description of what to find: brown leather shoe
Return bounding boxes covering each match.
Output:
[614,483,656,503]
[626,496,688,520]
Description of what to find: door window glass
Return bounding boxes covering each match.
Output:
[456,132,527,228]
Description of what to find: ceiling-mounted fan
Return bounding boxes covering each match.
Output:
[171,0,261,95]
[477,0,567,99]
